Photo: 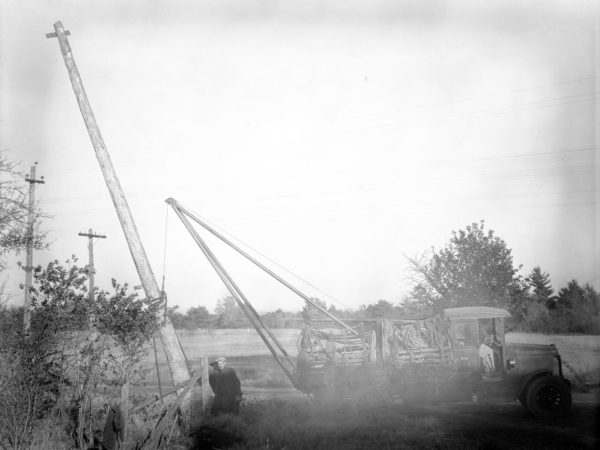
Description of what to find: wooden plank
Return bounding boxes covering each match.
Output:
[140,375,201,449]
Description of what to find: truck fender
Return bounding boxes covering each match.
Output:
[517,370,553,404]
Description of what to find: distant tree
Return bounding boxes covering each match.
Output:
[167,305,187,329]
[326,304,356,320]
[215,296,247,328]
[309,297,328,310]
[527,266,555,305]
[406,221,523,312]
[0,153,47,269]
[327,304,341,315]
[261,308,287,328]
[506,282,532,328]
[359,300,402,319]
[522,301,553,333]
[505,266,556,331]
[185,305,212,329]
[552,280,600,334]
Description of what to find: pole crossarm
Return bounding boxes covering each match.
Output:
[166,198,362,338]
[168,202,298,386]
[78,231,107,239]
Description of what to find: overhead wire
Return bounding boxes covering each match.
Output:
[37,144,598,208]
[323,92,598,138]
[332,75,600,122]
[31,74,598,177]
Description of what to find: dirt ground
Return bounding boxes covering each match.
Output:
[384,394,600,450]
[227,389,600,450]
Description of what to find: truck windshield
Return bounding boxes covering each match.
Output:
[454,321,478,347]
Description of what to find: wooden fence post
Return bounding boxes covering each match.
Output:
[201,357,210,418]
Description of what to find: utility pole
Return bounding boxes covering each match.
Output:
[46,22,191,389]
[23,163,44,331]
[78,229,106,301]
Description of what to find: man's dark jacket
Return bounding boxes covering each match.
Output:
[209,367,242,415]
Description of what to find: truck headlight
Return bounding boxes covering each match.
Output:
[506,359,516,370]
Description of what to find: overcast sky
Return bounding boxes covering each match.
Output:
[1,0,597,313]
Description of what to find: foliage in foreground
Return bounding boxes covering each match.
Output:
[0,258,161,448]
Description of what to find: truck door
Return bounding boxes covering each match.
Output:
[450,319,480,372]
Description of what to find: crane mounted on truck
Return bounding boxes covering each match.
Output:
[167,199,573,420]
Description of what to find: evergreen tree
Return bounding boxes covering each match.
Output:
[553,280,599,333]
[526,266,555,305]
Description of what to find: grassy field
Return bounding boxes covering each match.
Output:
[143,329,600,391]
[143,329,300,390]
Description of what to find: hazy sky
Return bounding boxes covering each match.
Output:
[1,0,597,313]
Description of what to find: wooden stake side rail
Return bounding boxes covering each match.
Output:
[394,347,452,364]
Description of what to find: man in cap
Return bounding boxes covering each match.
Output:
[209,356,243,415]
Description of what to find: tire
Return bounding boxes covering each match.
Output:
[524,376,572,419]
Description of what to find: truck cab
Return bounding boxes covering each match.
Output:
[444,307,572,418]
[444,307,509,376]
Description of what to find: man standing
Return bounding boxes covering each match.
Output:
[209,356,243,416]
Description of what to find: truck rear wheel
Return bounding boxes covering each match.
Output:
[525,376,571,419]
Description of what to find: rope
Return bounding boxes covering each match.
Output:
[159,204,192,376]
[153,204,170,402]
[161,204,169,309]
[152,335,164,404]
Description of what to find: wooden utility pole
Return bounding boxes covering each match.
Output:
[46,22,191,388]
[23,163,44,331]
[78,229,106,301]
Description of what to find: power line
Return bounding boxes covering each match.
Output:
[35,143,598,199]
[28,75,598,173]
[325,92,597,137]
[334,75,600,122]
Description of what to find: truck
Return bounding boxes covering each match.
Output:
[296,304,572,419]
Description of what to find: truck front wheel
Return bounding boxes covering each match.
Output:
[525,376,572,419]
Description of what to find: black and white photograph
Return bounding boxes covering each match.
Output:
[0,1,598,449]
